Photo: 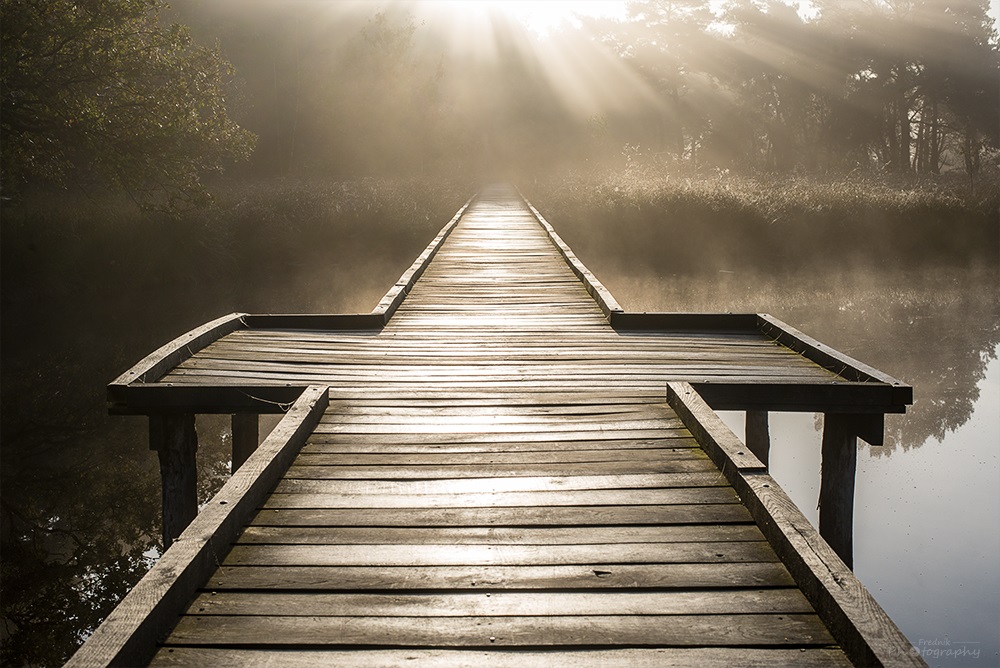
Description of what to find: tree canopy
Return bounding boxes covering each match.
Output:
[2,0,996,198]
[1,0,255,208]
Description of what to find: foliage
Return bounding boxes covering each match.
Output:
[587,0,1000,176]
[1,0,255,208]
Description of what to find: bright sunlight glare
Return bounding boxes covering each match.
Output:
[429,0,627,36]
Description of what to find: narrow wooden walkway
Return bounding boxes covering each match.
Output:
[71,185,921,667]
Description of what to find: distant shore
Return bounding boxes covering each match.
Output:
[523,168,1000,274]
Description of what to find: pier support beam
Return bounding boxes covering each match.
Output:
[231,413,259,473]
[819,414,857,569]
[149,414,198,549]
[818,412,885,569]
[745,410,770,467]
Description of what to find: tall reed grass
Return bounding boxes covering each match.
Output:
[524,167,1000,275]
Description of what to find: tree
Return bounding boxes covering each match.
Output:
[1,0,255,208]
[613,0,717,161]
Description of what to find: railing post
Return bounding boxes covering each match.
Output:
[746,410,770,466]
[231,413,260,472]
[149,413,198,549]
[819,413,857,569]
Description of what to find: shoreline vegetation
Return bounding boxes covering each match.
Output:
[523,166,1000,276]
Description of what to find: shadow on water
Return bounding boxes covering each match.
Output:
[0,178,467,665]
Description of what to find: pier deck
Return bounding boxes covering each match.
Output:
[70,185,920,667]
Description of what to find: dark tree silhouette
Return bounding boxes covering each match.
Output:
[1,0,255,208]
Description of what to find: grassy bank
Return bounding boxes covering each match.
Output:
[522,168,1000,276]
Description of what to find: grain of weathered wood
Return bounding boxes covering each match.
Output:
[273,471,729,496]
[234,524,765,545]
[205,561,797,591]
[149,647,852,667]
[222,541,780,567]
[231,413,259,473]
[165,613,835,647]
[746,410,770,466]
[820,413,858,569]
[148,413,198,549]
[262,486,741,509]
[248,504,754,527]
[282,457,718,479]
[186,589,814,617]
[292,446,706,466]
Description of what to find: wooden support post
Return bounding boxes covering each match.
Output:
[149,414,198,549]
[745,410,770,467]
[820,413,857,569]
[231,413,260,473]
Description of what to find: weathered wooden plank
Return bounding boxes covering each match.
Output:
[611,312,760,331]
[819,413,858,569]
[746,410,770,466]
[222,541,780,567]
[757,313,912,405]
[241,314,385,330]
[185,589,814,617]
[150,647,852,668]
[249,504,753,528]
[666,384,766,473]
[164,613,834,647]
[231,413,259,473]
[235,524,766,545]
[282,458,718,479]
[262,486,741,509]
[300,435,700,454]
[302,429,696,445]
[310,418,685,434]
[149,413,198,549]
[107,384,309,416]
[108,312,245,390]
[292,446,706,466]
[274,471,729,496]
[521,191,623,318]
[206,561,796,591]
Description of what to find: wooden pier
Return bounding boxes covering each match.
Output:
[69,185,922,667]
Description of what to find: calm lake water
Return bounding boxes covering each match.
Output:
[2,201,997,666]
